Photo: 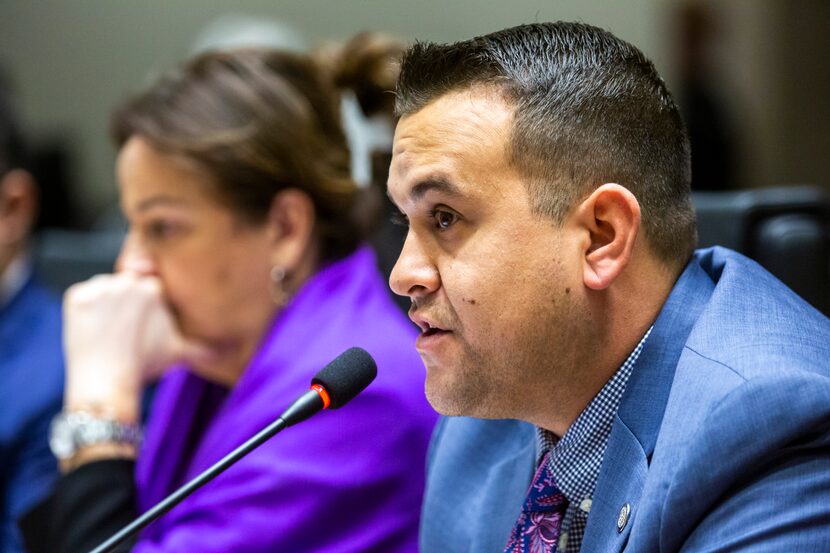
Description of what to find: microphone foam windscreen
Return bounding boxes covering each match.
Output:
[311,347,377,409]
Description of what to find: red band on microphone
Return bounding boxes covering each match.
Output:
[310,384,331,410]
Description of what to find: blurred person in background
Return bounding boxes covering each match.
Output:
[321,31,411,310]
[0,83,63,553]
[20,44,435,553]
[675,1,737,191]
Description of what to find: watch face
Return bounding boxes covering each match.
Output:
[48,412,142,459]
[49,415,75,459]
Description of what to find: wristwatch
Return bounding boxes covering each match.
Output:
[49,411,143,460]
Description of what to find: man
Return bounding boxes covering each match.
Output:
[387,22,830,552]
[0,90,63,552]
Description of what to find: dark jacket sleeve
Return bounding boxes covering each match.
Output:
[18,459,138,553]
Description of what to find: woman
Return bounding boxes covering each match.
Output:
[22,46,435,552]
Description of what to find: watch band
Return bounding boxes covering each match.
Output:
[49,410,143,460]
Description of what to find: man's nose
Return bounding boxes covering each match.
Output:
[115,232,157,276]
[389,233,440,300]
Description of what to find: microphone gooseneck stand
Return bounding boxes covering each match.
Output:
[86,346,377,553]
[88,390,323,553]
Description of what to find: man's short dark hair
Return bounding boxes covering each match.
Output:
[396,21,697,268]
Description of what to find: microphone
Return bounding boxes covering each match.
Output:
[88,347,377,553]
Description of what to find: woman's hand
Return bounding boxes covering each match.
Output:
[63,272,213,423]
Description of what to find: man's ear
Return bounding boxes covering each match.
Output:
[573,183,640,290]
[265,188,317,273]
[0,169,38,247]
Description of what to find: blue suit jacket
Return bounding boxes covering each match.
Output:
[420,247,830,552]
[0,276,63,553]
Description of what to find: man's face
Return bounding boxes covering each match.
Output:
[388,88,588,420]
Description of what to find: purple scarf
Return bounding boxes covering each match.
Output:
[134,246,436,552]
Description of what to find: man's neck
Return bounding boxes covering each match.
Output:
[530,255,678,437]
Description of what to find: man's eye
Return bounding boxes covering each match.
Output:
[432,209,457,230]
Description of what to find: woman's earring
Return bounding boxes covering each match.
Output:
[269,266,288,305]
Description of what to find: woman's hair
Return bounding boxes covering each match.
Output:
[325,31,404,119]
[111,39,400,262]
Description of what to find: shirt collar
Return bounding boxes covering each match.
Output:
[0,251,32,309]
[536,326,652,504]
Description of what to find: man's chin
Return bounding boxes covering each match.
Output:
[425,392,466,417]
[425,372,490,418]
[424,370,458,414]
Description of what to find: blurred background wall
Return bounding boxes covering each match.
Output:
[0,0,827,227]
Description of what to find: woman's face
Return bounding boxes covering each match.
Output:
[116,137,278,368]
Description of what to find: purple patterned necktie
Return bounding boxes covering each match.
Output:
[503,452,569,553]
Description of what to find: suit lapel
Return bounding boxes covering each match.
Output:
[473,437,538,551]
[581,260,715,552]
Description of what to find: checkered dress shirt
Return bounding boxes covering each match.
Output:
[535,327,652,552]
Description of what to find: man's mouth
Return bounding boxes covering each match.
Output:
[409,309,452,341]
[416,318,449,335]
[422,325,445,337]
[413,316,453,353]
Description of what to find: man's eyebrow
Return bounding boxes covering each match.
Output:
[387,176,463,205]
